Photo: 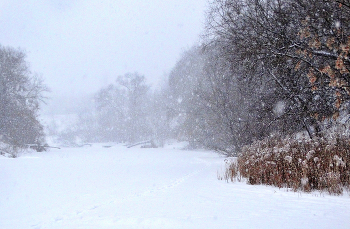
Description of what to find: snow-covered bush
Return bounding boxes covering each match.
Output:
[0,142,22,158]
[225,133,350,195]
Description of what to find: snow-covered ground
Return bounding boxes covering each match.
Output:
[1,143,349,229]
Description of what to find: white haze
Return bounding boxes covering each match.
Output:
[0,0,207,114]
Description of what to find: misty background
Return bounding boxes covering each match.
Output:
[0,0,207,115]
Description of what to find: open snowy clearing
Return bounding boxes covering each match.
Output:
[1,143,349,229]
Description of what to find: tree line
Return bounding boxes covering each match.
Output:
[57,0,350,154]
[56,72,169,147]
[163,0,350,154]
[3,0,349,156]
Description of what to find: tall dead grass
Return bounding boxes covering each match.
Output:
[225,134,350,195]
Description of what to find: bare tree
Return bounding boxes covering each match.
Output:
[204,0,350,138]
[0,45,47,155]
[116,72,151,143]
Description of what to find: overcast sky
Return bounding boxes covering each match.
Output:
[0,0,207,102]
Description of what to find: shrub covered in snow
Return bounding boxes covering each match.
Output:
[225,134,350,195]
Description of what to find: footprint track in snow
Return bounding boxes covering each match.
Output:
[43,162,211,227]
[107,167,206,204]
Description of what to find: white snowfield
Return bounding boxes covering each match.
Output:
[1,143,349,229]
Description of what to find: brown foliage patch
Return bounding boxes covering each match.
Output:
[224,135,350,195]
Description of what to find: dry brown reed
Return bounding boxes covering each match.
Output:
[225,134,350,195]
